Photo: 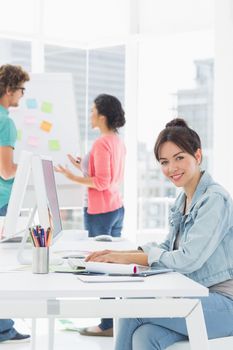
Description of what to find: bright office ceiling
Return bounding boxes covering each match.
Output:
[0,0,214,48]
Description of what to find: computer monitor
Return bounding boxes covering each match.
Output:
[0,151,32,242]
[40,158,63,243]
[1,151,63,245]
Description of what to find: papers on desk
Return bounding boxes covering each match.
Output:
[66,259,174,276]
[77,275,144,283]
[76,267,174,283]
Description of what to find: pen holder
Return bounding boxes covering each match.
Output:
[32,247,49,274]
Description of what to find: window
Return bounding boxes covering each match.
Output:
[137,31,214,234]
[44,44,125,229]
[0,39,31,70]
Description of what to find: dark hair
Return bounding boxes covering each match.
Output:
[154,118,201,161]
[0,64,30,98]
[94,94,125,131]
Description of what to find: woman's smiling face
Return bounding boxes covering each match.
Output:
[158,141,202,190]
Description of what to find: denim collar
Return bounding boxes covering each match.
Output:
[171,171,214,217]
[190,171,214,208]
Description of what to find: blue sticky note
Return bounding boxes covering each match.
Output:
[26,99,38,109]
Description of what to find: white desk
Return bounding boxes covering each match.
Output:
[0,239,209,350]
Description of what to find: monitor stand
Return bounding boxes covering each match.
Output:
[17,206,37,265]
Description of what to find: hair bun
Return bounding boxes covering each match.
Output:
[166,118,188,129]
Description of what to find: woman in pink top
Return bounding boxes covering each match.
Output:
[55,94,126,336]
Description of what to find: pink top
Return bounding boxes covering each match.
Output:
[88,134,126,214]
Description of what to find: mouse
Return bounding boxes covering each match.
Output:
[94,235,113,242]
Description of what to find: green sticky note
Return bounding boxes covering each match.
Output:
[41,101,53,113]
[48,139,60,151]
[17,130,22,141]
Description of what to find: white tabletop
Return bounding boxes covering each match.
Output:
[0,270,208,300]
[0,238,208,300]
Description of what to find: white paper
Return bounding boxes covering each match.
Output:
[77,275,144,283]
[85,262,139,274]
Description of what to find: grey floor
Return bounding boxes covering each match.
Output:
[0,318,113,350]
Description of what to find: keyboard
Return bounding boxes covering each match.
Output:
[1,236,23,243]
[67,258,86,270]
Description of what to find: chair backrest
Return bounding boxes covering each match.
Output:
[166,336,233,350]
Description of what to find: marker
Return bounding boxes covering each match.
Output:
[40,228,45,247]
[33,228,40,247]
[29,228,37,247]
[46,227,52,246]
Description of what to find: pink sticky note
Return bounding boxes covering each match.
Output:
[24,116,36,125]
[28,136,39,147]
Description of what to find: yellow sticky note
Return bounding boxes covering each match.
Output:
[41,101,53,113]
[40,120,52,132]
[17,130,22,141]
[48,140,60,151]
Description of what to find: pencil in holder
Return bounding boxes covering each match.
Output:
[29,226,53,247]
[32,246,49,274]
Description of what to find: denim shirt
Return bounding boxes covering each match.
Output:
[141,171,233,287]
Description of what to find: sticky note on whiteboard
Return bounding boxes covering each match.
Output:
[48,140,60,151]
[41,101,53,113]
[40,120,52,132]
[28,136,39,147]
[17,130,22,141]
[24,116,36,125]
[26,98,38,109]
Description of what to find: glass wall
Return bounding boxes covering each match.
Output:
[0,39,31,70]
[0,0,216,239]
[137,31,214,234]
[44,45,125,229]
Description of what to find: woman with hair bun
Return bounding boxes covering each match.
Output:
[85,118,233,349]
[55,94,126,336]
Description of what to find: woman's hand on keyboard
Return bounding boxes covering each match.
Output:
[85,250,113,262]
[86,250,132,264]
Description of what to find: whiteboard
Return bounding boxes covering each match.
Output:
[10,73,80,186]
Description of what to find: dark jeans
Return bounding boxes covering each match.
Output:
[0,204,16,341]
[84,206,125,330]
[84,206,124,237]
[0,320,16,342]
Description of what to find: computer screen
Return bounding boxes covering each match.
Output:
[41,158,63,243]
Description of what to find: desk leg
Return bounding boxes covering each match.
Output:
[30,319,36,350]
[113,317,119,348]
[186,300,209,350]
[48,318,55,350]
